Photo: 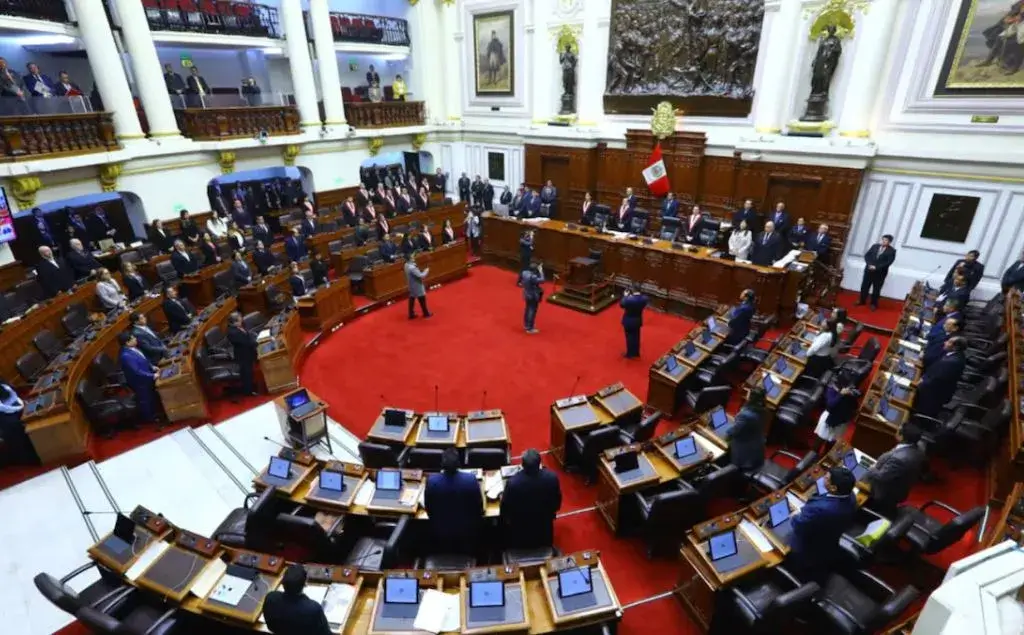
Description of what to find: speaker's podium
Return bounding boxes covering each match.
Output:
[275,387,331,454]
[547,253,616,315]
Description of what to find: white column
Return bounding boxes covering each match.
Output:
[109,0,181,137]
[70,0,144,140]
[407,0,441,123]
[576,11,604,124]
[837,0,901,138]
[280,0,321,129]
[442,3,462,122]
[530,1,552,120]
[753,0,803,134]
[309,0,345,125]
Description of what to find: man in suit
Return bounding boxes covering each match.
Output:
[768,201,790,239]
[253,241,277,275]
[424,448,484,554]
[35,246,74,298]
[937,272,971,310]
[805,223,831,262]
[379,233,398,263]
[129,311,167,364]
[66,238,102,280]
[31,208,57,249]
[178,209,200,246]
[922,316,961,369]
[510,185,526,216]
[433,168,447,194]
[482,179,495,211]
[288,262,309,297]
[500,449,562,548]
[787,466,858,582]
[23,62,54,99]
[170,240,199,277]
[1001,248,1024,293]
[250,215,272,247]
[725,289,755,345]
[0,377,39,465]
[365,64,380,87]
[54,71,82,97]
[540,179,557,216]
[86,207,117,245]
[518,230,534,283]
[945,250,984,291]
[625,187,637,211]
[732,199,760,233]
[263,564,331,635]
[231,199,252,229]
[67,212,92,249]
[231,251,253,286]
[148,219,175,253]
[914,336,967,418]
[683,206,705,243]
[661,192,679,219]
[458,172,471,203]
[525,189,541,217]
[858,234,897,310]
[162,286,195,334]
[227,311,258,396]
[751,221,782,266]
[863,423,926,517]
[118,331,159,422]
[163,63,185,95]
[620,284,649,359]
[0,57,26,113]
[470,175,484,207]
[396,187,413,215]
[787,217,809,249]
[613,197,633,231]
[521,263,545,334]
[300,210,318,239]
[285,227,307,262]
[310,252,329,287]
[405,253,431,319]
[185,66,210,101]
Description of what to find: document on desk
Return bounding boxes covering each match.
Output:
[257,328,271,341]
[190,557,227,598]
[354,480,375,506]
[303,584,330,605]
[883,372,912,388]
[898,339,922,352]
[739,519,775,554]
[209,573,252,606]
[786,492,805,512]
[414,589,460,634]
[125,541,170,581]
[484,471,504,499]
[322,583,357,625]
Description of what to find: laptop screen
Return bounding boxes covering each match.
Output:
[383,409,406,427]
[762,374,776,395]
[709,530,738,561]
[790,340,802,355]
[268,456,292,480]
[469,581,505,608]
[879,397,890,418]
[684,341,697,356]
[674,436,697,458]
[613,451,639,473]
[701,329,712,343]
[376,469,402,491]
[843,452,858,472]
[707,316,718,332]
[383,577,419,604]
[557,567,593,598]
[113,513,136,543]
[885,375,895,395]
[768,500,791,528]
[319,469,344,492]
[773,356,787,373]
[285,389,309,410]
[815,475,829,496]
[426,415,449,432]
[665,355,679,373]
[709,407,728,430]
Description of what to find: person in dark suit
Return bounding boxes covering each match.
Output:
[31,208,57,249]
[340,197,359,227]
[171,240,199,276]
[0,377,39,465]
[620,284,648,359]
[285,227,307,262]
[858,234,896,310]
[787,217,809,249]
[725,289,755,345]
[253,240,277,275]
[922,316,962,369]
[500,449,562,548]
[938,272,971,309]
[178,209,200,246]
[612,197,633,231]
[1001,248,1024,293]
[914,336,967,417]
[945,250,984,291]
[185,66,210,97]
[625,187,637,211]
[751,221,782,266]
[365,64,380,87]
[118,331,159,422]
[129,311,167,364]
[804,223,831,262]
[66,238,102,280]
[416,224,434,252]
[424,447,484,554]
[379,234,398,263]
[683,206,705,243]
[163,63,185,95]
[375,215,391,242]
[122,262,149,301]
[540,180,557,207]
[732,199,761,233]
[441,219,457,245]
[35,246,74,297]
[199,232,221,268]
[230,199,252,229]
[518,230,534,283]
[231,251,253,286]
[288,262,309,297]
[727,387,767,472]
[787,466,858,582]
[226,311,258,396]
[399,232,416,258]
[457,172,471,203]
[252,215,273,247]
[433,168,447,194]
[767,201,790,238]
[658,192,679,219]
[66,211,92,250]
[147,219,175,253]
[54,71,82,97]
[300,210,318,239]
[524,189,541,218]
[310,252,329,287]
[862,423,926,517]
[482,179,495,211]
[521,263,545,334]
[395,187,413,215]
[262,564,331,635]
[86,207,117,244]
[579,191,595,223]
[162,286,195,334]
[416,186,430,211]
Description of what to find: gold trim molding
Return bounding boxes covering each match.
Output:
[872,168,1024,184]
[218,151,236,174]
[11,176,42,208]
[282,144,300,167]
[98,163,123,192]
[149,130,182,138]
[754,126,782,134]
[838,129,871,138]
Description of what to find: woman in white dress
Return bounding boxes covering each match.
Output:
[206,211,228,239]
[728,219,753,260]
[804,318,842,379]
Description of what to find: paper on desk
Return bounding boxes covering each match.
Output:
[459,468,483,480]
[786,492,805,512]
[257,329,271,341]
[885,372,912,388]
[354,480,375,506]
[303,584,330,605]
[739,519,775,554]
[125,540,170,581]
[484,471,504,500]
[898,339,922,352]
[322,583,357,625]
[413,590,460,634]
[210,573,252,606]
[190,557,227,598]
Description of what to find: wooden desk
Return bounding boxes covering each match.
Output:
[538,552,621,630]
[548,393,616,467]
[595,446,679,533]
[297,277,355,331]
[990,289,1024,506]
[180,261,230,308]
[364,240,469,302]
[257,310,302,393]
[237,269,289,316]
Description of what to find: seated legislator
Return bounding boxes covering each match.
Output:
[66,239,102,280]
[35,245,74,298]
[417,225,434,252]
[724,289,755,345]
[199,232,222,268]
[285,227,307,263]
[262,564,331,635]
[612,197,633,231]
[288,262,309,297]
[786,466,858,582]
[945,250,984,291]
[379,234,398,263]
[162,285,195,334]
[95,268,127,311]
[424,448,484,555]
[231,251,253,286]
[147,218,175,253]
[750,220,782,266]
[441,219,456,245]
[122,262,149,301]
[227,311,258,396]
[661,192,679,219]
[683,206,705,243]
[171,240,200,277]
[300,210,318,239]
[728,219,753,260]
[129,311,167,364]
[732,199,761,233]
[310,252,329,287]
[118,331,159,422]
[861,422,926,517]
[253,241,277,275]
[178,209,201,246]
[252,215,274,247]
[804,224,831,262]
[226,222,246,254]
[500,449,562,549]
[914,336,967,418]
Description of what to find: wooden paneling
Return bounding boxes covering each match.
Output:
[524,144,597,216]
[0,261,27,293]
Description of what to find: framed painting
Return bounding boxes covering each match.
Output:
[473,10,514,96]
[936,0,1024,95]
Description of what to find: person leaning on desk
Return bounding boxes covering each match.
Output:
[263,564,331,635]
[786,466,858,582]
[424,448,484,556]
[922,316,962,369]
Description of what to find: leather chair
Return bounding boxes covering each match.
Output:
[964,292,1003,321]
[77,378,139,436]
[837,321,864,355]
[342,515,410,571]
[276,507,345,560]
[119,250,143,268]
[33,562,134,618]
[195,347,241,392]
[358,441,407,468]
[619,409,663,444]
[265,284,294,313]
[403,447,445,471]
[502,546,560,567]
[33,329,65,361]
[839,507,915,569]
[836,337,880,384]
[659,217,681,241]
[328,239,345,254]
[464,447,510,469]
[695,464,741,503]
[683,385,731,415]
[750,450,817,492]
[1,291,26,317]
[154,260,179,285]
[591,205,610,228]
[213,269,236,297]
[632,480,701,556]
[628,211,648,235]
[347,256,369,293]
[715,566,819,634]
[945,398,1012,466]
[212,487,281,549]
[567,425,623,483]
[415,552,478,572]
[76,604,180,635]
[62,306,92,338]
[137,244,159,260]
[811,570,918,635]
[16,350,48,383]
[203,325,233,360]
[694,346,743,388]
[91,352,127,388]
[896,501,985,556]
[16,279,45,304]
[242,311,268,332]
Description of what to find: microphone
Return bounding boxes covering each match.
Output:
[263,436,291,451]
[348,548,383,566]
[923,264,944,281]
[568,375,582,397]
[434,385,439,412]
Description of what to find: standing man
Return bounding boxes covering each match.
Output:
[35,245,74,298]
[433,167,447,194]
[262,565,332,635]
[521,263,545,334]
[858,234,896,311]
[861,423,926,517]
[540,179,557,216]
[163,63,185,96]
[458,172,471,203]
[1001,248,1024,293]
[620,284,648,359]
[769,201,790,239]
[482,179,495,211]
[732,199,761,233]
[86,206,117,246]
[31,208,57,250]
[661,192,679,219]
[129,311,167,364]
[944,250,984,291]
[0,377,39,465]
[725,289,755,345]
[500,449,561,549]
[162,286,195,334]
[118,331,159,423]
[466,209,482,257]
[404,252,432,319]
[66,238,102,280]
[423,448,484,556]
[470,175,484,207]
[914,336,967,418]
[227,312,258,397]
[786,466,858,582]
[805,223,831,263]
[518,230,534,284]
[285,227,307,262]
[751,221,781,266]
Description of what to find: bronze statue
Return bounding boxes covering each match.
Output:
[559,44,578,114]
[801,25,843,122]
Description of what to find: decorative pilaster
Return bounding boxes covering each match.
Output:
[837,0,900,138]
[309,0,346,126]
[11,176,42,207]
[98,163,123,192]
[280,0,322,128]
[752,0,803,134]
[282,144,300,166]
[219,151,236,174]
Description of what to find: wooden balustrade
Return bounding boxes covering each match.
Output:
[0,112,118,161]
[344,101,424,129]
[174,105,299,141]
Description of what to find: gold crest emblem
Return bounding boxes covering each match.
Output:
[651,101,680,139]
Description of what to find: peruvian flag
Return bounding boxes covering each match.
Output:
[642,143,670,196]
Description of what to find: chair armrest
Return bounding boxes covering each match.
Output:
[877,586,920,624]
[774,581,820,611]
[884,511,916,540]
[772,565,803,590]
[921,500,962,517]
[275,513,317,532]
[767,449,802,464]
[960,402,989,417]
[59,561,98,584]
[143,609,179,635]
[850,568,897,597]
[383,515,411,568]
[909,414,945,431]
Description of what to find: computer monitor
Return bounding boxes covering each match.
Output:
[383,409,406,427]
[885,375,895,395]
[879,396,891,419]
[768,499,791,528]
[426,415,449,432]
[319,469,345,492]
[684,341,697,357]
[383,577,419,604]
[113,513,135,543]
[664,355,679,373]
[843,452,859,472]
[707,316,718,332]
[376,469,402,491]
[469,581,506,608]
[674,436,697,459]
[285,389,309,411]
[709,407,728,430]
[815,475,829,496]
[701,329,713,344]
[789,340,802,355]
[708,530,738,562]
[762,374,777,396]
[613,451,639,473]
[773,356,787,373]
[268,456,292,480]
[557,567,593,598]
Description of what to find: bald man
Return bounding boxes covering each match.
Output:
[35,245,74,298]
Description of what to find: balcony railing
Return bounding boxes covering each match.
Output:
[174,105,299,140]
[321,12,410,47]
[141,0,281,38]
[0,112,119,161]
[0,96,95,116]
[0,0,68,23]
[344,101,424,129]
[168,92,291,110]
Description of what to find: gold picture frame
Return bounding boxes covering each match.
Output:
[473,10,514,96]
[936,0,1024,95]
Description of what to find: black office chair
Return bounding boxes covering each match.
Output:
[33,562,134,618]
[91,352,127,388]
[195,347,241,394]
[837,321,864,355]
[76,604,181,635]
[895,501,985,556]
[242,311,268,332]
[836,337,880,384]
[341,515,411,571]
[694,347,743,388]
[348,255,369,293]
[62,306,92,338]
[33,329,65,361]
[203,325,233,360]
[943,399,1012,466]
[683,385,731,415]
[16,279,45,305]
[154,260,179,285]
[213,269,236,297]
[76,378,140,436]
[750,450,817,491]
[659,217,681,241]
[464,447,510,469]
[567,426,623,484]
[838,507,915,569]
[619,409,663,444]
[328,239,345,255]
[592,205,610,228]
[16,350,48,383]
[714,567,819,635]
[358,441,407,468]
[811,570,918,635]
[695,464,742,503]
[632,480,701,557]
[265,284,294,313]
[212,487,282,549]
[403,447,445,471]
[502,546,561,567]
[628,211,648,235]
